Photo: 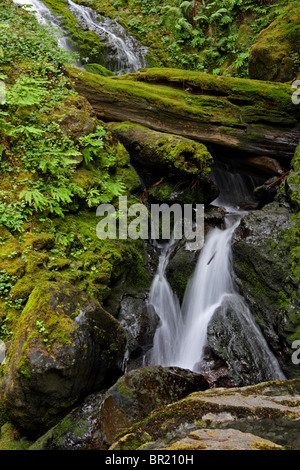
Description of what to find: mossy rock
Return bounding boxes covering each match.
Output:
[44,94,97,142]
[111,378,300,450]
[85,63,114,77]
[0,282,126,434]
[232,202,299,378]
[30,366,209,450]
[249,2,300,82]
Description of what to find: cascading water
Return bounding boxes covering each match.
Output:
[175,214,241,370]
[146,163,285,383]
[13,0,148,75]
[66,0,148,75]
[145,240,184,367]
[12,0,84,68]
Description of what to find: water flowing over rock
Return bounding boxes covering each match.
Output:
[144,154,286,386]
[13,0,84,68]
[66,0,148,74]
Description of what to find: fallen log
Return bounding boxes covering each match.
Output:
[67,66,300,160]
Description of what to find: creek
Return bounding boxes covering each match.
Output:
[144,160,285,383]
[12,0,286,384]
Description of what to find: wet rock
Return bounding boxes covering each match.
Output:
[110,378,300,450]
[207,294,285,387]
[245,156,286,177]
[232,202,299,378]
[30,366,210,450]
[0,282,126,433]
[118,293,159,369]
[165,240,199,302]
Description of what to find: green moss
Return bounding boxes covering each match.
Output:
[42,0,107,65]
[68,66,298,134]
[85,63,114,77]
[249,2,300,81]
[0,422,33,450]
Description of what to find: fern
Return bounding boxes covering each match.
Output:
[6,76,48,107]
[19,188,47,211]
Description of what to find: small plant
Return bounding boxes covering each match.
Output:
[35,320,50,347]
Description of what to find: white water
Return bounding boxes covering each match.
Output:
[12,0,84,68]
[146,168,285,382]
[175,214,240,370]
[145,240,184,366]
[13,0,148,74]
[66,0,148,75]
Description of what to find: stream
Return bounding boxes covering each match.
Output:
[13,0,148,75]
[144,162,285,383]
[12,0,286,385]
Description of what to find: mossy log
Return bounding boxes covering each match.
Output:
[67,66,300,161]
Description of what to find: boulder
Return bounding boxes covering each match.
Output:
[232,202,299,378]
[249,3,300,82]
[118,293,159,369]
[206,294,285,387]
[0,282,127,433]
[110,379,300,450]
[30,366,210,450]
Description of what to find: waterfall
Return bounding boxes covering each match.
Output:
[13,0,148,75]
[145,240,184,367]
[66,0,148,75]
[175,214,240,370]
[12,0,84,68]
[146,165,285,382]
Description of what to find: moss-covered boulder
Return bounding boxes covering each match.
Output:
[29,366,209,450]
[0,282,127,433]
[110,379,300,450]
[249,3,300,82]
[97,366,209,449]
[44,94,98,142]
[278,142,300,212]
